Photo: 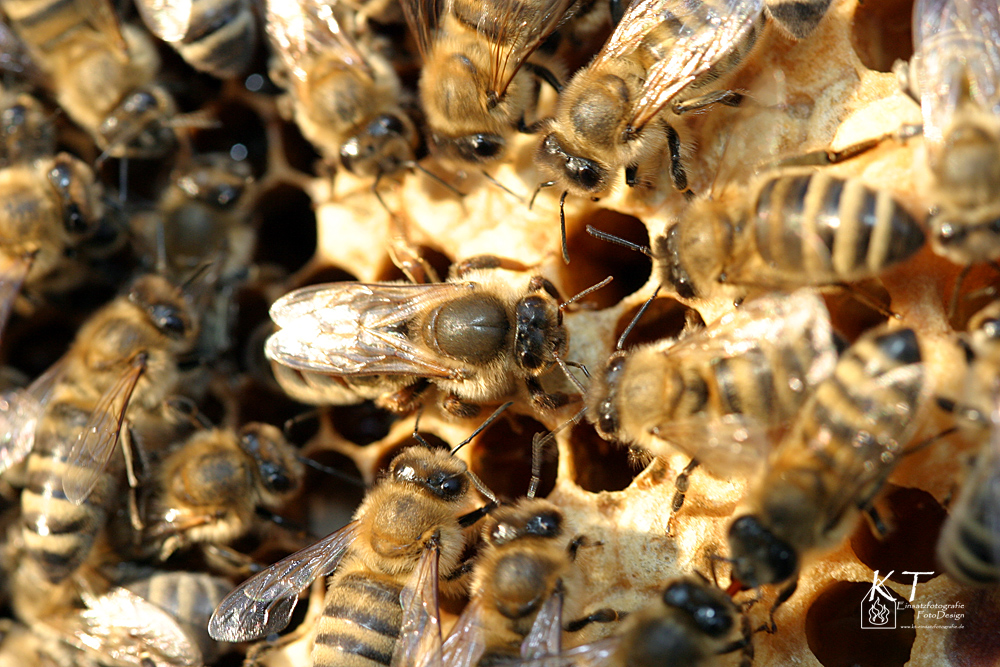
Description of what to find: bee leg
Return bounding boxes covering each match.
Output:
[893,59,920,105]
[564,608,622,633]
[202,543,261,577]
[671,90,744,115]
[525,377,570,411]
[864,505,891,539]
[760,578,798,633]
[387,235,440,284]
[441,393,482,419]
[664,124,690,194]
[376,380,431,414]
[667,458,700,537]
[451,255,531,278]
[120,421,145,532]
[522,62,563,95]
[567,534,602,561]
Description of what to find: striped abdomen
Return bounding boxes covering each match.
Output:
[173,0,256,78]
[787,328,923,509]
[750,172,925,284]
[313,570,404,667]
[937,449,1000,586]
[20,401,120,584]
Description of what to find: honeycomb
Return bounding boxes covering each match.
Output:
[1,0,999,664]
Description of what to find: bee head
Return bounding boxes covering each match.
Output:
[390,447,470,502]
[340,113,417,177]
[654,225,698,300]
[589,353,627,440]
[536,133,608,196]
[513,279,566,374]
[47,153,101,238]
[174,155,252,210]
[239,423,303,500]
[432,131,506,165]
[486,500,563,547]
[98,88,177,159]
[128,275,197,341]
[727,515,798,589]
[661,579,736,638]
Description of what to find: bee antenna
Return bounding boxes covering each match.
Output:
[468,469,498,505]
[481,170,525,204]
[410,161,465,198]
[560,276,613,311]
[118,157,129,204]
[527,431,551,499]
[180,260,215,290]
[560,191,569,264]
[617,285,662,350]
[154,218,168,275]
[586,225,652,257]
[450,401,513,455]
[529,180,555,210]
[297,456,366,488]
[282,410,320,439]
[555,357,587,395]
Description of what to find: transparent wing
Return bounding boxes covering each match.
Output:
[208,521,361,643]
[626,0,765,131]
[62,355,146,505]
[74,587,203,666]
[400,0,440,60]
[391,541,443,667]
[266,281,476,378]
[0,252,33,347]
[440,597,488,667]
[485,0,575,98]
[647,412,770,477]
[266,0,371,82]
[520,587,563,660]
[134,0,194,42]
[912,0,1000,145]
[0,390,43,475]
[506,637,619,667]
[595,0,682,63]
[74,0,129,55]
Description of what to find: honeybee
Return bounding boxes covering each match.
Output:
[401,0,574,167]
[441,498,615,666]
[901,0,1000,299]
[0,151,107,348]
[265,259,573,418]
[655,169,927,300]
[0,90,54,168]
[508,577,751,667]
[0,0,178,158]
[138,422,305,565]
[265,0,420,179]
[587,289,838,478]
[728,325,926,621]
[936,301,1000,586]
[19,274,199,584]
[135,0,258,78]
[208,441,497,667]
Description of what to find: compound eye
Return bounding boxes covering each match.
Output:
[525,511,561,537]
[150,304,186,335]
[567,157,601,190]
[372,114,406,137]
[456,134,504,162]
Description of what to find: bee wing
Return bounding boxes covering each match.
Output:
[505,637,620,667]
[266,0,371,82]
[400,0,441,60]
[0,389,44,475]
[74,587,203,666]
[912,0,1000,146]
[622,0,765,132]
[266,282,476,378]
[208,521,361,642]
[484,0,576,98]
[664,289,837,393]
[648,412,770,477]
[135,0,194,42]
[63,355,146,505]
[391,541,444,667]
[595,0,683,63]
[439,597,488,667]
[73,0,129,55]
[520,587,563,659]
[0,252,33,346]
[61,355,146,505]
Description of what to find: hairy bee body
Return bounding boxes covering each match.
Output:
[0,0,176,157]
[657,170,926,300]
[140,423,304,563]
[266,265,570,417]
[209,445,492,667]
[937,302,1000,586]
[18,275,199,584]
[136,0,258,78]
[729,326,925,592]
[588,290,836,475]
